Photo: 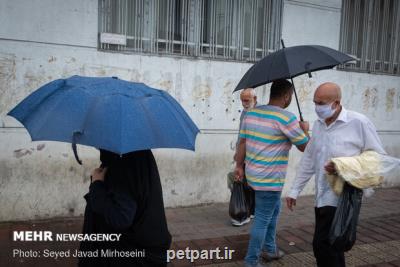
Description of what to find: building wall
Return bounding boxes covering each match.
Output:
[0,0,399,221]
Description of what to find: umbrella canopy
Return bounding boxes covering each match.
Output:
[233,44,354,121]
[8,76,199,164]
[234,45,354,91]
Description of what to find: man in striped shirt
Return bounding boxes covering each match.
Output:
[235,79,309,267]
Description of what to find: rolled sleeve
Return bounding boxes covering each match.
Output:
[280,116,309,146]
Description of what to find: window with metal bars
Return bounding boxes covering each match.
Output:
[98,0,283,62]
[339,0,400,75]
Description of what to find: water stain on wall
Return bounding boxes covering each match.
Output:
[158,80,173,93]
[220,81,234,113]
[37,144,46,151]
[297,79,314,103]
[174,72,183,103]
[370,88,379,108]
[398,92,400,109]
[66,57,76,64]
[23,68,48,92]
[386,88,396,112]
[48,56,57,63]
[192,76,212,101]
[363,87,378,111]
[0,53,17,115]
[14,148,32,158]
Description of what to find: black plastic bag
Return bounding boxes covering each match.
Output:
[329,182,363,251]
[229,181,248,222]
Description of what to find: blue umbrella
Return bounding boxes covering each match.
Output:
[8,76,199,164]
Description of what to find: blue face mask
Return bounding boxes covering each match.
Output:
[315,102,336,120]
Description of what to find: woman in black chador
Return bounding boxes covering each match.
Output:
[78,149,171,267]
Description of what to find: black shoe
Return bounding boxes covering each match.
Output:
[260,249,285,262]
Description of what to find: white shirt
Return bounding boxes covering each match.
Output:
[287,107,386,207]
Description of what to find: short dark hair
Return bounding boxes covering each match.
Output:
[270,79,293,99]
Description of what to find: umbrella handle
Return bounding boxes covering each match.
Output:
[281,39,286,48]
[291,78,304,122]
[72,131,83,165]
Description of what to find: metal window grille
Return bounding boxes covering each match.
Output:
[339,0,400,75]
[98,0,283,62]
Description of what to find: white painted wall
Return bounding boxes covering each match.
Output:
[0,0,399,221]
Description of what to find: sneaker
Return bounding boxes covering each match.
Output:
[250,214,255,219]
[231,217,251,226]
[260,249,285,262]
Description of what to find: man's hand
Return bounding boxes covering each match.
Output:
[234,166,244,182]
[299,121,310,133]
[286,197,296,211]
[91,167,107,182]
[324,161,337,175]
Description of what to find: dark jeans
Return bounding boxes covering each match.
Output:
[313,206,346,267]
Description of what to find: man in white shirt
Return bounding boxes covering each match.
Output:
[286,82,386,267]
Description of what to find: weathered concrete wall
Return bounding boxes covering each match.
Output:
[0,0,399,221]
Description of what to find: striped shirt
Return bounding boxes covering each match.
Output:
[239,105,309,191]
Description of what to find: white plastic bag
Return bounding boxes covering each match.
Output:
[326,151,400,194]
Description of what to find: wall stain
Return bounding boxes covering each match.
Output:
[129,69,141,82]
[96,68,107,76]
[23,69,47,91]
[158,80,173,92]
[0,53,17,82]
[363,87,379,113]
[219,81,234,113]
[363,88,371,111]
[37,144,46,151]
[14,149,32,158]
[0,53,17,114]
[297,79,314,103]
[386,88,396,112]
[192,83,212,100]
[175,72,183,103]
[66,57,76,63]
[397,92,400,109]
[48,56,57,63]
[370,88,379,108]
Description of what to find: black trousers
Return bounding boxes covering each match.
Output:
[313,206,345,267]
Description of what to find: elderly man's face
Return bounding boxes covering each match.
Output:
[313,86,340,107]
[313,83,341,120]
[240,94,256,111]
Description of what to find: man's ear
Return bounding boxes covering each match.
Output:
[334,100,341,109]
[285,92,291,101]
[254,96,257,102]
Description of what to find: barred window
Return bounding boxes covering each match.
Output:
[339,0,400,75]
[98,0,283,62]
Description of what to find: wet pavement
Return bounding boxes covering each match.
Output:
[1,187,400,266]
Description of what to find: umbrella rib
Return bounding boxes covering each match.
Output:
[282,49,293,79]
[162,93,199,149]
[315,46,354,64]
[30,90,81,141]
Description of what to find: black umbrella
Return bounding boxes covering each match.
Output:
[234,40,354,121]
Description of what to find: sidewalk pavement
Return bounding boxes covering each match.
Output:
[1,187,400,267]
